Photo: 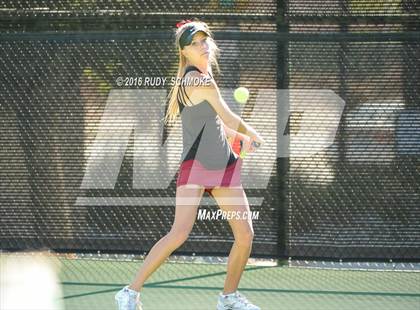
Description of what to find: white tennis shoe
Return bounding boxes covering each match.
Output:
[115,286,143,310]
[217,291,260,310]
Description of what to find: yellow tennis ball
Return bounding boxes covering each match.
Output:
[234,87,249,104]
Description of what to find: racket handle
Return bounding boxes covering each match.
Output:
[239,140,246,158]
[239,141,261,159]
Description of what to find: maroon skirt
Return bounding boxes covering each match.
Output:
[176,158,243,196]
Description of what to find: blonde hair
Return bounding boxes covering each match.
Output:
[164,20,220,124]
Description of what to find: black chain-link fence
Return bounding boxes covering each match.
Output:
[1,0,419,261]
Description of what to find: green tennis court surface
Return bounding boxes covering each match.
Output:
[59,256,420,310]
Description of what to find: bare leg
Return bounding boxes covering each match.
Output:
[223,235,253,294]
[211,186,254,294]
[129,185,204,292]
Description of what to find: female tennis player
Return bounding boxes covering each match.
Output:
[115,19,264,310]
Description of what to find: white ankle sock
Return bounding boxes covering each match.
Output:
[221,291,237,297]
[125,286,140,296]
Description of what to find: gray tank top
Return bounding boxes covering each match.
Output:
[178,66,238,170]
